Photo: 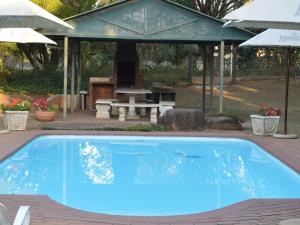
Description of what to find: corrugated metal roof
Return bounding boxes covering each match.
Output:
[41,0,253,43]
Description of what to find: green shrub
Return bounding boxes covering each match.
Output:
[0,68,63,94]
[143,67,195,88]
[49,104,59,112]
[124,124,166,132]
[0,99,31,111]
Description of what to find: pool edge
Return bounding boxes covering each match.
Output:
[1,130,300,224]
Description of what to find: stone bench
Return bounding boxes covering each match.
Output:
[111,103,160,124]
[95,99,119,119]
[95,99,112,119]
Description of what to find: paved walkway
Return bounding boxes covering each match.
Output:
[0,110,153,131]
[1,130,300,225]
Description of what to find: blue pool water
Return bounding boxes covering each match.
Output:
[0,136,300,216]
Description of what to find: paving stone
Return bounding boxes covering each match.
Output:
[279,219,300,225]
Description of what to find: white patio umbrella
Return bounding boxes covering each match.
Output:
[0,28,56,44]
[239,29,299,135]
[223,0,300,29]
[0,0,72,30]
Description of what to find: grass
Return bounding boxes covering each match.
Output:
[175,78,300,135]
[41,124,166,132]
[2,74,299,135]
[123,124,166,132]
[88,124,166,132]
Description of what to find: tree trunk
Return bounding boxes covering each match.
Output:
[17,43,61,71]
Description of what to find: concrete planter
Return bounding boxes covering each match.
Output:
[3,111,29,131]
[250,115,280,136]
[35,111,57,122]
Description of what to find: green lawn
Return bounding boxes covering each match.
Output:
[1,78,299,135]
[176,79,300,135]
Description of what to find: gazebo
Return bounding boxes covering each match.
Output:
[41,0,253,120]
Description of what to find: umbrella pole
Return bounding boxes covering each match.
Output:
[284,47,291,134]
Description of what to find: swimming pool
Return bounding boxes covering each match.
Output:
[0,135,300,216]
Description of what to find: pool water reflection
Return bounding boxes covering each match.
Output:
[0,136,300,216]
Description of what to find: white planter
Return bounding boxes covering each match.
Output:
[250,115,280,136]
[3,111,29,131]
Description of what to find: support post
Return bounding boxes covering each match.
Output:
[202,46,207,113]
[284,47,291,134]
[209,46,215,112]
[63,36,69,121]
[229,44,234,82]
[71,41,75,114]
[77,42,82,110]
[219,41,225,114]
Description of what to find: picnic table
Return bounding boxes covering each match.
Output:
[115,88,152,119]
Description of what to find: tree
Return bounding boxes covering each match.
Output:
[171,0,247,19]
[194,0,246,18]
[32,0,100,18]
[97,0,120,7]
[17,0,101,71]
[172,0,196,9]
[0,44,18,69]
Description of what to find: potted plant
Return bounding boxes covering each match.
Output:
[0,98,31,131]
[250,103,282,136]
[33,98,59,122]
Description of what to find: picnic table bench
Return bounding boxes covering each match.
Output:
[111,103,160,124]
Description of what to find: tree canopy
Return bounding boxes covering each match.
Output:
[31,0,248,19]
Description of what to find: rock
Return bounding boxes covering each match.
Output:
[206,116,242,130]
[160,109,205,131]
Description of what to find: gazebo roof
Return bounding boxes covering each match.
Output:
[41,0,253,43]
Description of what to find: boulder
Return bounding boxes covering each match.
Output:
[206,116,242,130]
[160,109,205,131]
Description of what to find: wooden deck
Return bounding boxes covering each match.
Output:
[1,130,300,225]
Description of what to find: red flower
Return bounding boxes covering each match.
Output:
[10,98,22,107]
[33,98,49,111]
[258,103,281,116]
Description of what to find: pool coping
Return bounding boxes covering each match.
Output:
[1,130,300,224]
